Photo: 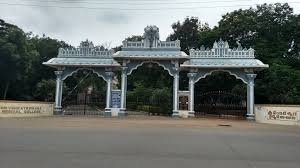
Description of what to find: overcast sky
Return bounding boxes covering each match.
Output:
[0,0,299,47]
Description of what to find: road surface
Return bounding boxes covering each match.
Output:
[0,117,299,168]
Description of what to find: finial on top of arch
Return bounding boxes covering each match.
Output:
[80,39,94,48]
[213,39,229,49]
[121,25,181,50]
[143,25,159,39]
[143,25,160,48]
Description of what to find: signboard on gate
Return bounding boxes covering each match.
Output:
[111,90,121,108]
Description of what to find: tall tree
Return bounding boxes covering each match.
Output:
[216,3,300,104]
[0,19,69,100]
[169,17,208,53]
[218,3,294,63]
[0,19,26,99]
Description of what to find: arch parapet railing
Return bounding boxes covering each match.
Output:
[190,39,255,59]
[58,40,113,58]
[122,40,180,49]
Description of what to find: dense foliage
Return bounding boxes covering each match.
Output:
[0,3,299,106]
[0,19,69,100]
[169,3,300,104]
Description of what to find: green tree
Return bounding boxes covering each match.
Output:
[34,79,56,101]
[256,64,300,104]
[217,3,300,104]
[0,19,69,100]
[218,3,294,63]
[169,17,209,53]
[0,19,26,99]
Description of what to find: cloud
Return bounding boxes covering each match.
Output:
[96,12,129,24]
[1,0,299,47]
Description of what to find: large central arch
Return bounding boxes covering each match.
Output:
[113,26,188,116]
[127,60,178,76]
[126,62,173,115]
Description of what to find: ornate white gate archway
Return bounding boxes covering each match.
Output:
[43,40,120,116]
[44,26,268,120]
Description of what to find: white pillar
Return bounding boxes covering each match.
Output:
[105,72,113,116]
[188,73,196,118]
[125,72,128,108]
[246,74,256,120]
[54,70,63,115]
[172,71,179,117]
[120,67,128,116]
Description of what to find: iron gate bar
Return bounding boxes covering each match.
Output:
[62,91,106,116]
[195,91,246,119]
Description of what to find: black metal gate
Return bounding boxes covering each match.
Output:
[62,91,106,116]
[195,91,246,119]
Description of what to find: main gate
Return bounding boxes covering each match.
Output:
[44,26,268,118]
[194,91,247,119]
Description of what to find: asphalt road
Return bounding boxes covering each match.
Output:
[0,117,299,168]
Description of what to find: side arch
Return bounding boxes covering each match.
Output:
[61,67,111,82]
[194,69,248,84]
